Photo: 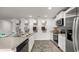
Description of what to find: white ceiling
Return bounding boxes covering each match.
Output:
[0,7,67,19]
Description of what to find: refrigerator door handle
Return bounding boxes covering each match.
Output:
[73,18,77,51]
[73,17,79,52]
[75,17,79,51]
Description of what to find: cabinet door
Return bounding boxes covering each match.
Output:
[61,37,65,51]
[29,35,34,52]
[58,34,66,51]
[50,33,53,41]
[58,34,62,48]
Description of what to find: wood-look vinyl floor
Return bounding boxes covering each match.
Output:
[31,40,61,52]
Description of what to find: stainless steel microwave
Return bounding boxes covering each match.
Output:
[56,18,64,26]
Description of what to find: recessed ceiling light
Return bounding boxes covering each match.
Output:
[48,7,52,10]
[29,15,32,17]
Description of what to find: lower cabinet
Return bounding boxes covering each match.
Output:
[16,35,34,52]
[29,35,34,52]
[58,34,66,51]
[50,33,53,41]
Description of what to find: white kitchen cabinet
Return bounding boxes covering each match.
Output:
[28,34,34,52]
[58,34,66,51]
[50,32,53,41]
[0,34,31,52]
[0,37,14,49]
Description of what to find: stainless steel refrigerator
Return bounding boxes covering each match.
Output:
[73,17,79,52]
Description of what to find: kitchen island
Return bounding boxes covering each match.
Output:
[0,33,34,52]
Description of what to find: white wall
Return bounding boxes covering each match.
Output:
[29,18,34,33]
[35,19,50,40]
[50,19,57,41]
[11,19,20,34]
[0,20,13,35]
[28,18,55,40]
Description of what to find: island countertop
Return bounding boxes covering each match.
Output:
[0,33,33,51]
